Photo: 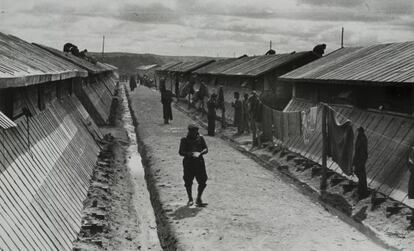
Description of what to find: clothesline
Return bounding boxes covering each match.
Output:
[321,102,412,148]
[256,98,412,149]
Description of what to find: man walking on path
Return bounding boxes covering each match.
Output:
[179,124,209,206]
[160,79,173,124]
[242,93,250,134]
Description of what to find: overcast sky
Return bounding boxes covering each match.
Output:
[0,0,413,57]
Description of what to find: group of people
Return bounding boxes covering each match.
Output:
[206,90,265,148]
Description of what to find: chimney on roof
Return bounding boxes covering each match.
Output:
[265,40,276,55]
[313,44,326,57]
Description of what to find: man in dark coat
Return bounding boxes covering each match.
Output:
[129,75,137,91]
[179,124,209,206]
[207,94,218,136]
[353,127,369,199]
[160,79,173,124]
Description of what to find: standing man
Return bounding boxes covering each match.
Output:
[179,124,209,206]
[160,79,173,124]
[232,92,243,135]
[207,94,218,136]
[129,75,137,91]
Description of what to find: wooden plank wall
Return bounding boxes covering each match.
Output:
[0,95,100,250]
[284,98,414,207]
[76,75,115,126]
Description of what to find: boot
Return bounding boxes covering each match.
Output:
[186,186,193,206]
[196,184,206,206]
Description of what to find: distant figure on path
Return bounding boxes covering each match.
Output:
[179,124,209,206]
[129,76,137,91]
[207,93,218,136]
[160,79,173,124]
[232,92,243,135]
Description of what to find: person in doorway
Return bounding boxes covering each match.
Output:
[242,93,250,134]
[353,127,369,199]
[232,92,243,135]
[179,124,208,206]
[160,79,173,124]
[207,94,218,136]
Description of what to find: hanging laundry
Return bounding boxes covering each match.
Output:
[272,110,301,142]
[302,111,310,144]
[262,105,273,142]
[353,127,369,199]
[272,110,284,141]
[309,106,318,131]
[301,106,317,144]
[326,106,354,176]
[283,111,302,140]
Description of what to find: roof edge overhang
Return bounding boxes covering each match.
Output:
[278,77,413,88]
[0,70,87,89]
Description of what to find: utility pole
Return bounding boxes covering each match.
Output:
[101,35,105,62]
[341,27,344,48]
[270,40,272,50]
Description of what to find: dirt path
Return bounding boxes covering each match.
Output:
[84,85,162,251]
[128,85,388,251]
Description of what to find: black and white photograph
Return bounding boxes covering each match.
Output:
[0,0,413,250]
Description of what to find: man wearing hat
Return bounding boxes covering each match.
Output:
[179,124,209,206]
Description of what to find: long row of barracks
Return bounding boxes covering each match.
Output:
[0,32,118,250]
[155,41,414,209]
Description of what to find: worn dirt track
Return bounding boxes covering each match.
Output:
[128,85,388,251]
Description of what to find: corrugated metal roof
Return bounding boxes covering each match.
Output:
[165,59,216,73]
[194,51,316,77]
[193,57,240,74]
[0,111,17,129]
[34,43,112,74]
[137,64,159,71]
[157,61,182,71]
[102,63,118,71]
[280,41,414,85]
[0,32,87,89]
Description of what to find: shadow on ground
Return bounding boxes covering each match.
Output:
[170,206,203,220]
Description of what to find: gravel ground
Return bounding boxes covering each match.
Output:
[128,85,389,251]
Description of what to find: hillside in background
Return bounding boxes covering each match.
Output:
[90,52,218,75]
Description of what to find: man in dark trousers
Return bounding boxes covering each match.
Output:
[207,94,218,136]
[159,79,173,124]
[353,127,369,199]
[129,75,137,91]
[179,124,208,206]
